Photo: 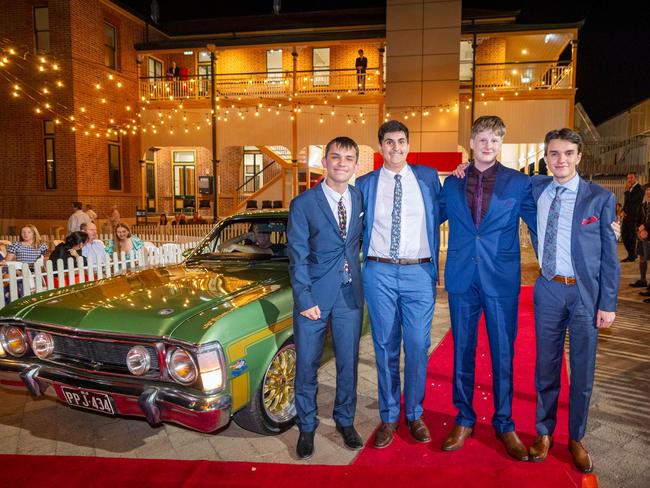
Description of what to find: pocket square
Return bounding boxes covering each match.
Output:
[582,216,598,225]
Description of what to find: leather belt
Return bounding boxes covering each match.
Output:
[540,271,577,285]
[367,256,431,265]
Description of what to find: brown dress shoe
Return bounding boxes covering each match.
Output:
[441,424,473,451]
[529,434,553,462]
[407,418,431,443]
[373,422,398,449]
[568,439,593,473]
[496,431,529,461]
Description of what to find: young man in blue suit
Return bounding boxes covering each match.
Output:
[288,136,365,459]
[528,128,620,473]
[356,120,441,448]
[440,116,537,460]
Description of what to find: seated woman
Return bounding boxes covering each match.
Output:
[218,223,285,256]
[1,225,48,267]
[106,223,144,258]
[50,231,89,270]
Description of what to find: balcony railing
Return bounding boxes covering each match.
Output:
[462,61,573,92]
[139,67,383,101]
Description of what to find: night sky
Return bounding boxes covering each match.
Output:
[125,0,648,126]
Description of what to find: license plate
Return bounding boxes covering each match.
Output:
[61,386,115,415]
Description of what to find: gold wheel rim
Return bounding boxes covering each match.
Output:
[262,345,296,423]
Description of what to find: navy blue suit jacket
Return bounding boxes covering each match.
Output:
[288,183,364,313]
[532,176,620,314]
[356,164,442,281]
[440,164,537,297]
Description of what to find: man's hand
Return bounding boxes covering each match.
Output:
[452,162,469,178]
[611,221,621,240]
[596,310,616,329]
[300,305,321,321]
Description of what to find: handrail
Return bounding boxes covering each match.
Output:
[235,161,277,193]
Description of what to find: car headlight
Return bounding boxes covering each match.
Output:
[32,332,55,359]
[126,345,151,376]
[167,348,198,385]
[0,326,28,357]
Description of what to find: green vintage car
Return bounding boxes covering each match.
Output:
[0,209,345,435]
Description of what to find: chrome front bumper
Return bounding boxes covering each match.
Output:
[0,358,231,433]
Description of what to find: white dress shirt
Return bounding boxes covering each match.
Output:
[82,239,109,264]
[321,180,351,235]
[368,165,430,259]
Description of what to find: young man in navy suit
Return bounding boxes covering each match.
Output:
[529,128,620,473]
[288,136,365,459]
[440,116,537,460]
[356,121,441,448]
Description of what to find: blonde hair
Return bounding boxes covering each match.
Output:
[20,225,43,250]
[471,115,506,138]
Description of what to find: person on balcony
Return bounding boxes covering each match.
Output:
[355,49,367,94]
[166,61,179,80]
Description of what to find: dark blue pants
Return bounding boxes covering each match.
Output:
[294,284,362,433]
[448,269,519,433]
[534,277,598,441]
[363,260,436,422]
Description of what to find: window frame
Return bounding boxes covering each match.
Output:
[104,22,118,70]
[108,132,122,191]
[43,120,56,189]
[34,6,50,54]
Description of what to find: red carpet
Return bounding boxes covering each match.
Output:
[0,287,596,487]
[354,286,590,487]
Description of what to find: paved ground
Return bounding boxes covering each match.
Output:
[0,244,648,487]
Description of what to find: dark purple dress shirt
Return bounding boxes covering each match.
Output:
[465,162,499,226]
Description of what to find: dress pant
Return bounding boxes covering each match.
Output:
[363,260,436,422]
[534,276,598,441]
[448,269,519,433]
[294,283,362,433]
[621,218,637,258]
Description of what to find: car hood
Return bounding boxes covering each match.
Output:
[3,261,288,339]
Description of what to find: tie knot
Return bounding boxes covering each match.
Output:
[394,174,402,182]
[555,186,567,197]
[338,196,344,205]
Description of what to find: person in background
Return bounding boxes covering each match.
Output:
[621,172,644,262]
[68,201,91,234]
[191,211,206,224]
[634,184,650,297]
[106,223,144,258]
[81,222,108,265]
[355,49,368,94]
[159,213,168,226]
[172,214,187,226]
[50,231,88,270]
[108,205,121,229]
[1,225,48,266]
[85,204,97,222]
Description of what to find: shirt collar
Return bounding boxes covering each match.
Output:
[550,173,580,193]
[381,164,411,179]
[321,179,350,201]
[470,161,499,178]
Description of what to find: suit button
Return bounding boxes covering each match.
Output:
[476,236,480,240]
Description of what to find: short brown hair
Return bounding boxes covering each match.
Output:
[324,136,359,161]
[471,115,506,138]
[544,128,583,155]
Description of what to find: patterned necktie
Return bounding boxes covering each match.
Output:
[338,196,350,282]
[390,174,403,261]
[472,170,484,226]
[541,186,567,280]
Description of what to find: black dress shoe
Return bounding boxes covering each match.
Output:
[639,290,650,297]
[336,424,363,450]
[296,431,315,459]
[630,280,648,287]
[644,298,650,303]
[621,257,636,262]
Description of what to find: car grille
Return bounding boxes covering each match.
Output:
[26,328,160,376]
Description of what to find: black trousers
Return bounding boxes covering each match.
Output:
[622,218,637,258]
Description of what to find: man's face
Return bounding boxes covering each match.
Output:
[627,173,637,186]
[545,139,582,184]
[470,129,503,166]
[645,187,650,201]
[252,225,271,248]
[86,223,98,241]
[322,144,358,186]
[380,131,410,172]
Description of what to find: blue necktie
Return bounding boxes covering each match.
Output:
[389,174,402,261]
[541,186,567,280]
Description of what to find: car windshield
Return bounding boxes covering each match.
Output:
[189,218,288,261]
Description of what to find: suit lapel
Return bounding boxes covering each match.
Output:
[479,164,507,228]
[314,183,343,238]
[458,171,474,226]
[412,165,433,238]
[572,177,592,237]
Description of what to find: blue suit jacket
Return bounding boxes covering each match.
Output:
[532,176,620,314]
[440,164,537,297]
[356,164,441,281]
[287,183,364,313]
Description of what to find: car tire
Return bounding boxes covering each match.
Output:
[234,339,296,435]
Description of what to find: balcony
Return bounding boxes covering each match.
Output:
[140,67,383,102]
[461,60,573,93]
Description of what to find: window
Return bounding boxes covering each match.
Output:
[108,132,122,190]
[104,23,117,69]
[243,146,264,193]
[313,48,330,86]
[459,40,474,82]
[173,151,196,210]
[266,49,283,83]
[148,57,162,79]
[43,120,56,189]
[34,7,50,53]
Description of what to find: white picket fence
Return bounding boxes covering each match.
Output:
[1,241,199,309]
